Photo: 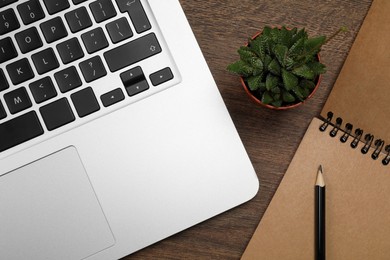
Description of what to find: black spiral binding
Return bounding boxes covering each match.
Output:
[320,112,388,166]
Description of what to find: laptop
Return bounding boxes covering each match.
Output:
[0,0,259,259]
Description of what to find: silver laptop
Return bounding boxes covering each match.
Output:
[0,0,259,259]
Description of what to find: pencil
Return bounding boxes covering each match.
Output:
[315,165,326,260]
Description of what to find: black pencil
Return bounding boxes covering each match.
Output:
[315,165,325,260]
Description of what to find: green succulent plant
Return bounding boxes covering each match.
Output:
[227,26,327,108]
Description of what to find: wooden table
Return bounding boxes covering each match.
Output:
[125,1,372,258]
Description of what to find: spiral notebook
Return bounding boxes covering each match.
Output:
[242,0,390,259]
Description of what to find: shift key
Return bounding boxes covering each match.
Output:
[104,33,161,72]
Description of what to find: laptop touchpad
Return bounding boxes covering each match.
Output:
[0,146,115,260]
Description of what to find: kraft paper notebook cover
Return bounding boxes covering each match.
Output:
[242,0,390,259]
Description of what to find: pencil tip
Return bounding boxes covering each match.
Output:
[316,165,325,187]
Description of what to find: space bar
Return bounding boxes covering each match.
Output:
[104,33,162,72]
[0,111,44,152]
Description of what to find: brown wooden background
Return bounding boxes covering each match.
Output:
[124,0,372,259]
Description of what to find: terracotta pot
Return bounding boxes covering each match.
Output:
[241,31,323,110]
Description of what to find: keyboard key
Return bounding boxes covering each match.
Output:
[81,27,109,54]
[100,88,124,107]
[29,76,57,104]
[106,17,133,44]
[0,8,20,35]
[71,87,100,117]
[90,0,116,23]
[4,87,32,114]
[0,69,9,92]
[56,37,84,64]
[0,37,17,63]
[125,80,148,97]
[65,6,92,33]
[119,66,148,96]
[40,17,68,43]
[40,98,75,131]
[73,0,87,4]
[15,27,43,54]
[6,58,34,85]
[17,0,45,25]
[79,56,106,83]
[116,0,151,34]
[54,66,82,93]
[104,33,161,72]
[0,111,44,152]
[43,0,70,15]
[0,100,6,119]
[150,67,173,86]
[0,0,17,9]
[120,66,144,86]
[31,48,59,75]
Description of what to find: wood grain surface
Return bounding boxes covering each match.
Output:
[123,1,372,259]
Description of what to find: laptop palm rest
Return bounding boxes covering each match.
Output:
[0,146,115,260]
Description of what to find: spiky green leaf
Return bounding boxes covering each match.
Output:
[271,86,281,94]
[282,69,298,90]
[266,74,279,91]
[271,100,283,107]
[307,61,326,76]
[289,37,305,56]
[249,37,266,59]
[282,90,296,103]
[278,26,292,47]
[263,55,273,69]
[262,26,272,37]
[237,46,256,63]
[268,58,281,75]
[226,60,253,77]
[261,91,273,104]
[304,36,326,56]
[274,44,288,67]
[291,85,305,101]
[292,64,315,79]
[248,57,264,74]
[247,75,262,91]
[270,27,280,42]
[300,79,316,90]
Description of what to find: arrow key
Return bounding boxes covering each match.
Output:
[100,88,125,107]
[29,76,57,104]
[149,67,173,86]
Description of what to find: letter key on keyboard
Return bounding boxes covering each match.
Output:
[0,37,18,63]
[4,87,32,114]
[40,17,68,43]
[31,48,60,75]
[15,27,43,54]
[6,58,35,85]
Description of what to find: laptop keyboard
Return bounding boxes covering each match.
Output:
[0,0,179,153]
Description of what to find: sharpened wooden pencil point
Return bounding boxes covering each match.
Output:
[316,165,325,187]
[315,165,326,260]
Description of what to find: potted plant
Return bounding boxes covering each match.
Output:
[227,26,334,109]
